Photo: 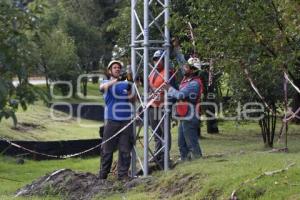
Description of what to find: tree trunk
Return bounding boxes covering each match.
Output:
[72,79,77,98]
[206,104,219,134]
[40,57,51,99]
[44,65,51,99]
[259,119,267,144]
[259,106,277,148]
[205,77,219,134]
[82,78,88,97]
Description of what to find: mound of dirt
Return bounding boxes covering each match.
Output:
[16,169,154,200]
[144,172,204,199]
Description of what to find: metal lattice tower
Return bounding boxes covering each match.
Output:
[131,0,170,176]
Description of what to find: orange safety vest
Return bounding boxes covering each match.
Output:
[149,69,166,107]
[176,76,203,117]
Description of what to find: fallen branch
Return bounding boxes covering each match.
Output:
[230,163,295,200]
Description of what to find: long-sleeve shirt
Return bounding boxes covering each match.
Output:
[167,79,200,104]
[167,76,202,118]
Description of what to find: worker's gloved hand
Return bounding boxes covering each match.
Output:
[118,71,127,81]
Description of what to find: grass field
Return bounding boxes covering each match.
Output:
[1,115,300,199]
[1,81,145,141]
[0,101,100,141]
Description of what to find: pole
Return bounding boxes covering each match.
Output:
[130,0,137,177]
[163,0,170,170]
[143,0,149,176]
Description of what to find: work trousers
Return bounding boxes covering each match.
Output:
[99,120,134,179]
[178,116,202,160]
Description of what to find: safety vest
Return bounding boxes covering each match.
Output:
[176,76,203,117]
[149,69,167,107]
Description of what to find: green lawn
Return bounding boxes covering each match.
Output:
[0,101,101,141]
[1,119,300,200]
[0,82,106,141]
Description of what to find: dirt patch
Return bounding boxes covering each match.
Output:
[16,169,154,200]
[11,122,45,132]
[158,173,203,199]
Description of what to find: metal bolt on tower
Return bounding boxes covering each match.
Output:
[131,0,170,176]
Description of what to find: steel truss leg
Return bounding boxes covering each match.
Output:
[131,0,171,177]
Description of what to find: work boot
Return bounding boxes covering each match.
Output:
[98,174,108,180]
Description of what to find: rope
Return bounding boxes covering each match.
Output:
[0,98,155,159]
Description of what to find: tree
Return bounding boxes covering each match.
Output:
[39,29,79,96]
[0,0,122,125]
[61,0,121,96]
[0,0,47,126]
[30,0,113,97]
[170,0,300,147]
